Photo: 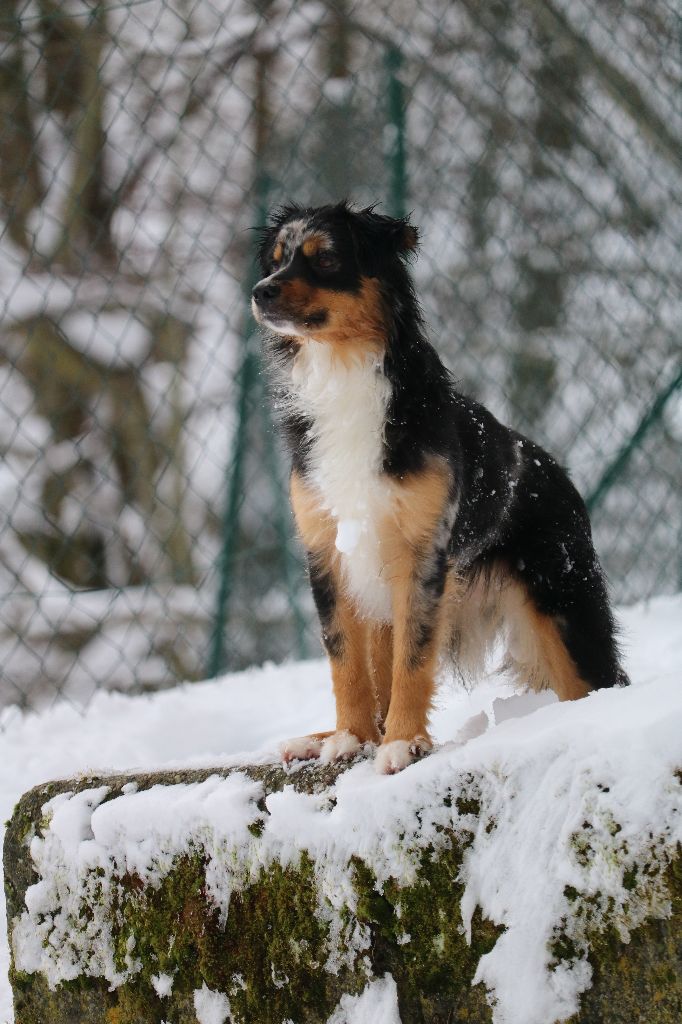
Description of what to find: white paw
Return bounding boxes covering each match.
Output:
[280,735,325,764]
[375,737,432,775]
[319,730,365,764]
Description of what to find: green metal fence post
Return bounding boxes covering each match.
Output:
[259,398,309,659]
[207,344,259,678]
[208,161,309,677]
[385,45,407,219]
[586,364,682,514]
[207,169,269,678]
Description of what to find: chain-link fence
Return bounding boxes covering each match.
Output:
[1,0,680,716]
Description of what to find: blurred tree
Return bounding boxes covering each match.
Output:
[0,1,45,247]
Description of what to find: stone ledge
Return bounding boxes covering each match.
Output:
[4,757,681,1024]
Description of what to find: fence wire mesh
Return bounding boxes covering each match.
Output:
[1,0,680,716]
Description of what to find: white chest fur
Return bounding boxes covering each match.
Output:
[289,343,394,621]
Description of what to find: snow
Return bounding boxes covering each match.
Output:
[326,975,401,1023]
[323,77,354,106]
[60,310,151,368]
[194,984,231,1024]
[151,972,174,997]
[1,593,681,1024]
[335,519,363,555]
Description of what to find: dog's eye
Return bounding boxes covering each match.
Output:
[316,253,336,270]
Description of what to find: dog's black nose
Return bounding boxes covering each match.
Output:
[252,280,281,305]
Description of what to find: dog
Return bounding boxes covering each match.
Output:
[251,201,629,774]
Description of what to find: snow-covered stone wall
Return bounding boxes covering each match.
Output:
[5,664,681,1024]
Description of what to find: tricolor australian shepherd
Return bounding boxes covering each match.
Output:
[252,202,628,774]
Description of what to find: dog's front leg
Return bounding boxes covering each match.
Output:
[375,561,445,774]
[282,472,381,765]
[281,556,381,764]
[375,464,452,774]
[320,559,383,757]
[368,622,393,731]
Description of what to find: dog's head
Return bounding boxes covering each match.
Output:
[252,202,418,348]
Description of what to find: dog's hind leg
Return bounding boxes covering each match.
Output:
[502,553,628,699]
[503,582,592,699]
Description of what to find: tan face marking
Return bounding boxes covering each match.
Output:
[272,241,283,263]
[279,278,316,305]
[305,278,386,354]
[260,275,387,357]
[302,235,328,258]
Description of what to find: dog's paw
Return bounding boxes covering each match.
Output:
[280,734,326,764]
[319,729,367,764]
[375,736,432,775]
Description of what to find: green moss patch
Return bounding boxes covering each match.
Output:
[352,833,501,1022]
[109,850,362,1024]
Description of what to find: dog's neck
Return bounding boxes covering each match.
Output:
[288,339,389,429]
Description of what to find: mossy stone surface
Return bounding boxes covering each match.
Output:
[4,763,681,1024]
[567,854,682,1024]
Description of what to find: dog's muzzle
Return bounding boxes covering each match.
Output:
[252,279,281,309]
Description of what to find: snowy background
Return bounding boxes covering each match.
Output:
[2,593,681,1024]
[1,0,680,713]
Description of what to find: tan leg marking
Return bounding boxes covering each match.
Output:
[328,594,380,743]
[289,471,381,758]
[378,462,452,764]
[276,277,387,362]
[368,623,393,731]
[525,606,591,701]
[502,578,592,700]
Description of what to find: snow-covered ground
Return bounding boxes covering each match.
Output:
[1,593,681,1024]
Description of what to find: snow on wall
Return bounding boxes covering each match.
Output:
[5,594,682,1024]
[326,975,401,1024]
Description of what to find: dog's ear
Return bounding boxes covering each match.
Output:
[350,206,419,261]
[396,221,419,253]
[385,217,419,255]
